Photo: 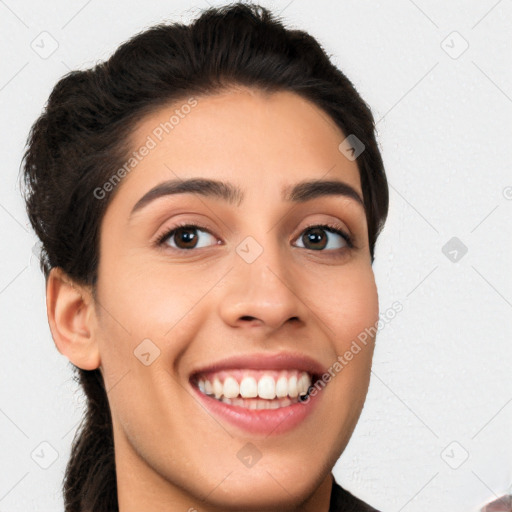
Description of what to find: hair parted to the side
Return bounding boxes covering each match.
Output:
[20,3,389,510]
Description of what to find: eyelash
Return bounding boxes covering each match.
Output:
[155,221,355,254]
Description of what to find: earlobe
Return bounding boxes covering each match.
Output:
[46,267,101,371]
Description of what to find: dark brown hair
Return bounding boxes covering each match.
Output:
[20,3,388,510]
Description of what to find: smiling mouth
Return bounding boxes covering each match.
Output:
[191,369,319,410]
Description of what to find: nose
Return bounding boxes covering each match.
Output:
[218,240,307,333]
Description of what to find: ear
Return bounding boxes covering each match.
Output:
[46,267,101,371]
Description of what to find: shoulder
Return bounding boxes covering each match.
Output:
[329,477,382,512]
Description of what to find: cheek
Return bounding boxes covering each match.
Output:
[97,248,196,333]
[94,256,216,379]
[309,263,379,349]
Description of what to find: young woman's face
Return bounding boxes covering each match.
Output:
[93,88,379,510]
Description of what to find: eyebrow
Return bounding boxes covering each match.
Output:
[129,177,364,218]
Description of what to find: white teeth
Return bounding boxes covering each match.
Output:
[219,396,294,409]
[288,375,298,398]
[258,375,276,399]
[197,370,315,405]
[275,375,288,398]
[298,373,312,396]
[223,376,239,398]
[239,376,258,398]
[213,377,223,399]
[256,399,267,409]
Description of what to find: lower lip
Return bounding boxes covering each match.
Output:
[191,383,322,436]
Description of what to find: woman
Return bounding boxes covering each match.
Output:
[21,3,388,511]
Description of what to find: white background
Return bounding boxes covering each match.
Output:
[1,1,511,511]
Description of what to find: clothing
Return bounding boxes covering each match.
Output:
[329,476,381,512]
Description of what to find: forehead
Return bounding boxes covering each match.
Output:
[109,88,363,213]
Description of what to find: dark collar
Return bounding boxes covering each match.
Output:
[329,475,381,512]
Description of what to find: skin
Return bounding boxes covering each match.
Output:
[47,87,379,511]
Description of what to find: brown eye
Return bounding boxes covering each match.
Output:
[156,222,352,254]
[158,224,217,250]
[172,227,199,249]
[294,225,351,251]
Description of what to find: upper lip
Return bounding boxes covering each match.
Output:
[189,351,326,379]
